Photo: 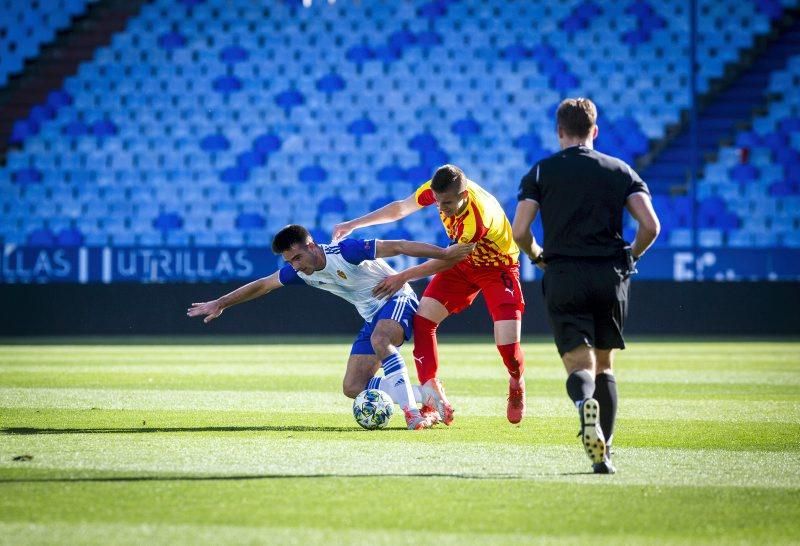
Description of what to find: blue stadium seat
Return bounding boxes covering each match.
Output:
[298,165,328,184]
[235,212,266,230]
[92,119,118,137]
[220,44,248,64]
[317,195,347,215]
[347,117,377,137]
[27,228,56,246]
[12,168,43,184]
[220,166,249,184]
[345,44,375,65]
[274,88,305,113]
[377,165,406,183]
[316,72,346,95]
[200,133,230,152]
[451,117,481,137]
[153,212,184,231]
[157,31,187,50]
[56,227,84,247]
[253,132,282,154]
[212,75,242,94]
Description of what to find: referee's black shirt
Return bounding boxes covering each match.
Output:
[517,145,650,260]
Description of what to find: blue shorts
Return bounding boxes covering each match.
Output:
[350,294,419,356]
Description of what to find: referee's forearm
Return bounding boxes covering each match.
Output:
[631,226,659,258]
[513,231,540,261]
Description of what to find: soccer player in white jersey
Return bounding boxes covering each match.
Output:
[187,224,474,430]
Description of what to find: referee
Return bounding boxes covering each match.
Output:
[512,98,660,474]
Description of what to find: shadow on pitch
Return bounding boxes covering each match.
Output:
[1,425,358,435]
[0,473,524,484]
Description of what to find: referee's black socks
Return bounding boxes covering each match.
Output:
[594,373,618,444]
[566,369,595,407]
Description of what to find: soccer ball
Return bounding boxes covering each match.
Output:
[352,389,394,430]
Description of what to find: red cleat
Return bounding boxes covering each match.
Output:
[419,403,442,425]
[420,378,454,426]
[507,376,526,424]
[403,408,433,430]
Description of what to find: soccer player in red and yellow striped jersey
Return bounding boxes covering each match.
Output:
[334,165,527,425]
[414,178,519,267]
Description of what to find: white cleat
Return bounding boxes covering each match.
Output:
[579,398,606,465]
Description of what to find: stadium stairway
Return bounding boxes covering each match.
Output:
[0,0,148,162]
[641,7,800,194]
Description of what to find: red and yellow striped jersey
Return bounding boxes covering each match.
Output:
[414,179,519,267]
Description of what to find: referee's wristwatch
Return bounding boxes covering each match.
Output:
[531,251,545,265]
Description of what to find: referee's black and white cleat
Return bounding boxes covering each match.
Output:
[593,444,617,474]
[579,398,607,465]
[592,457,617,474]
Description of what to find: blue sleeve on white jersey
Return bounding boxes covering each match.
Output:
[278,264,304,285]
[338,238,377,265]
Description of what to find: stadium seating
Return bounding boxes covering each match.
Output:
[0,0,93,86]
[0,0,795,249]
[692,53,800,247]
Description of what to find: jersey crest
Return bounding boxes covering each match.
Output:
[337,270,347,280]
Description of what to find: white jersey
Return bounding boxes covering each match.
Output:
[278,238,417,322]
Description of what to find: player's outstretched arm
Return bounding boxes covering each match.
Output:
[626,193,661,259]
[333,194,421,240]
[512,200,544,268]
[372,257,462,299]
[375,240,475,261]
[187,271,283,323]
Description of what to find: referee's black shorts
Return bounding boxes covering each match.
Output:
[541,256,630,356]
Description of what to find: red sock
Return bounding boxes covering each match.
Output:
[412,315,439,384]
[497,342,525,380]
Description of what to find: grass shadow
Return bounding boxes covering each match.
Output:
[2,425,361,435]
[0,473,526,484]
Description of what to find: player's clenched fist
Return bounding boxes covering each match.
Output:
[187,300,224,323]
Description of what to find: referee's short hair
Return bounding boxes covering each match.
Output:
[431,164,466,193]
[557,98,597,138]
[272,224,311,254]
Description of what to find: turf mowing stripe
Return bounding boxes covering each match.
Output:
[0,521,772,546]
[1,387,796,422]
[2,364,799,387]
[1,435,797,489]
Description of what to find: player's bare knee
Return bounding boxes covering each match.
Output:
[562,346,595,375]
[596,349,614,374]
[342,379,361,399]
[369,331,392,356]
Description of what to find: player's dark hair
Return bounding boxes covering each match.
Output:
[556,97,597,138]
[271,224,311,254]
[430,164,466,193]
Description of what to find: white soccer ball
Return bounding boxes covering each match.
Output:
[352,389,394,430]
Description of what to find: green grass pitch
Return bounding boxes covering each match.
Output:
[1,338,799,545]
